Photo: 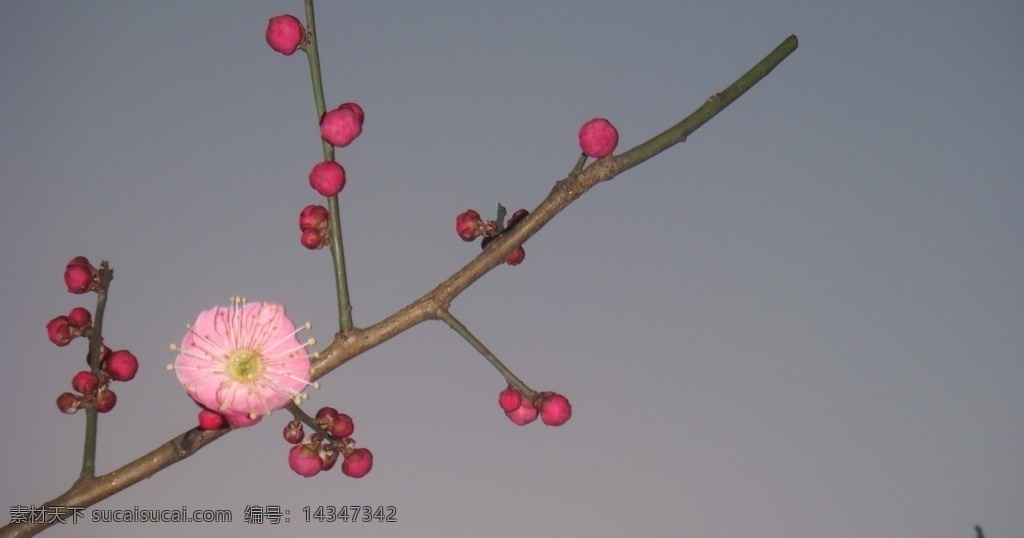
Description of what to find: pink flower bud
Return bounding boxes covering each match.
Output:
[578,118,618,159]
[63,264,94,294]
[198,409,227,430]
[506,209,529,230]
[283,420,305,444]
[341,447,373,478]
[505,396,538,426]
[104,350,138,382]
[47,316,72,346]
[72,371,99,396]
[67,307,92,330]
[289,444,322,477]
[57,392,81,414]
[320,104,364,147]
[538,392,572,426]
[266,15,304,56]
[309,161,347,197]
[316,406,339,421]
[330,413,354,439]
[300,228,327,250]
[299,205,329,231]
[95,387,117,413]
[498,385,522,413]
[456,210,483,241]
[505,246,525,266]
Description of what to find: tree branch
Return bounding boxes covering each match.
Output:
[0,34,797,538]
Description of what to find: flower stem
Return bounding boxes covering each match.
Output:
[80,261,112,480]
[285,401,334,442]
[302,0,353,330]
[569,153,587,178]
[436,309,536,398]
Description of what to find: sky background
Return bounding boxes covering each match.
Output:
[1,1,1022,537]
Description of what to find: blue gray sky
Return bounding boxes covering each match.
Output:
[2,2,1022,537]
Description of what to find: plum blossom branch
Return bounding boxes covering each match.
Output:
[311,36,799,378]
[0,30,797,538]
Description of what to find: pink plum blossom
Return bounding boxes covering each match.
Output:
[172,298,313,427]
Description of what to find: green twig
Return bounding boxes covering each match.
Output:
[614,35,798,174]
[436,309,535,398]
[79,261,112,480]
[569,153,587,178]
[302,0,353,330]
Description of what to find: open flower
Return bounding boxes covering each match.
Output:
[171,298,314,427]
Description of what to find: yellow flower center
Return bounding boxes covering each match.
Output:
[228,348,263,382]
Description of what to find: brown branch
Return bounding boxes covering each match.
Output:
[0,34,797,538]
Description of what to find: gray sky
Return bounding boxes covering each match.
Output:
[2,1,1022,537]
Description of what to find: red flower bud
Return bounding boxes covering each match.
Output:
[57,392,81,414]
[95,387,117,413]
[289,444,322,477]
[283,420,305,444]
[308,161,346,197]
[330,413,354,439]
[578,118,618,159]
[505,246,525,266]
[506,209,529,230]
[320,104,364,147]
[266,15,304,56]
[72,371,100,396]
[300,228,327,250]
[498,385,523,413]
[299,205,329,231]
[538,392,572,426]
[63,264,94,294]
[198,409,227,430]
[67,307,92,330]
[456,210,483,241]
[104,350,138,382]
[341,447,373,478]
[46,316,72,346]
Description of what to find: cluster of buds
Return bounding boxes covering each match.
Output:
[284,406,373,478]
[455,208,529,266]
[57,347,138,414]
[46,307,92,347]
[499,385,571,426]
[298,204,330,250]
[50,256,138,415]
